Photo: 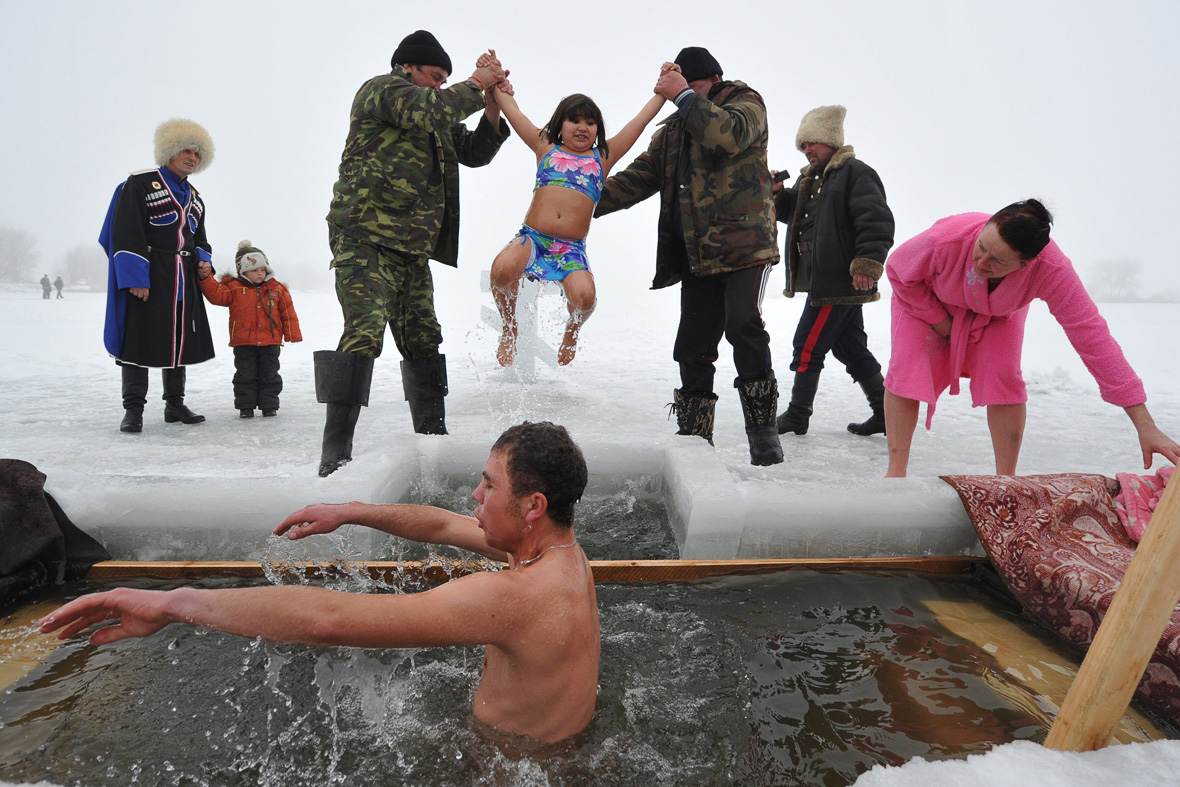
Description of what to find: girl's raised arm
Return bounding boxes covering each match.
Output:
[494,84,549,158]
[602,93,667,175]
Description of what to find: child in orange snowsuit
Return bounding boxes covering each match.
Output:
[198,240,301,417]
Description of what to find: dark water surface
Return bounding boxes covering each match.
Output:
[0,569,1118,787]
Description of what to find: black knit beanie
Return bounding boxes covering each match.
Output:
[674,47,723,83]
[391,30,452,74]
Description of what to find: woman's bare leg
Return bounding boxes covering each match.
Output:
[558,271,596,366]
[884,390,921,477]
[987,403,1026,475]
[490,240,531,366]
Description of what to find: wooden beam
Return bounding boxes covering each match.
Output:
[1045,470,1180,751]
[84,556,981,583]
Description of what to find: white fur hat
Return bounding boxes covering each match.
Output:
[795,105,846,151]
[235,240,273,280]
[154,118,215,173]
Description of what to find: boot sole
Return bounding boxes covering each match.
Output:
[318,457,351,477]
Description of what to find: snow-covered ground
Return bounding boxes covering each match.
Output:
[6,273,1177,544]
[4,273,1180,784]
[11,273,1176,478]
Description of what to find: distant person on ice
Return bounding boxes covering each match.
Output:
[198,240,302,418]
[883,199,1180,477]
[40,274,51,299]
[487,57,668,367]
[41,421,601,744]
[53,276,64,299]
[316,31,511,477]
[99,118,216,434]
[594,47,784,466]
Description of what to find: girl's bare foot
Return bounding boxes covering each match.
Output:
[497,327,518,366]
[558,323,579,366]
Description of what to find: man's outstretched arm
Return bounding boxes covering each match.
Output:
[275,502,508,562]
[41,570,526,650]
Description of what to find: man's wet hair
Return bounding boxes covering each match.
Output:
[492,421,588,528]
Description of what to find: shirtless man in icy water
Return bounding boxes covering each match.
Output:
[41,421,600,743]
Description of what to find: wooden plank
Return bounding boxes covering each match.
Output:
[1044,469,1180,751]
[84,556,982,583]
[922,598,1167,744]
[0,600,68,694]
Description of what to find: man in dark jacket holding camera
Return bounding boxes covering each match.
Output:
[773,105,894,438]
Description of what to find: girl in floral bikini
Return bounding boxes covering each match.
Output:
[487,57,669,366]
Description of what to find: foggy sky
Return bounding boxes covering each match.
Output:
[2,0,1177,295]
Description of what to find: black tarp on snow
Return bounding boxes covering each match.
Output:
[1,458,110,606]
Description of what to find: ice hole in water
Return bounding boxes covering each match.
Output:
[3,454,1172,785]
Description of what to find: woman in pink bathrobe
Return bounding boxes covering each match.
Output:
[883,199,1179,477]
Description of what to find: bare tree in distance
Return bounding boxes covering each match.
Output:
[61,243,108,291]
[0,226,38,283]
[1087,258,1142,302]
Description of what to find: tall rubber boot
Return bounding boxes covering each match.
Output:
[315,350,374,477]
[671,388,718,446]
[320,403,361,476]
[737,378,785,466]
[162,367,205,424]
[120,364,148,433]
[775,371,821,435]
[400,355,448,435]
[847,372,887,436]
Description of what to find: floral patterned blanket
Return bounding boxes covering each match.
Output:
[1114,466,1175,543]
[942,472,1180,726]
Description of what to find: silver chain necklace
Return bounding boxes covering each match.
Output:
[517,541,578,566]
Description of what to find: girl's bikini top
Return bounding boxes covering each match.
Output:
[534,147,603,204]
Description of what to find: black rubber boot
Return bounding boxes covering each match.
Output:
[162,367,205,424]
[847,372,887,436]
[776,371,821,435]
[315,350,374,477]
[737,378,784,466]
[120,364,148,433]
[320,404,361,477]
[671,388,718,446]
[401,355,449,435]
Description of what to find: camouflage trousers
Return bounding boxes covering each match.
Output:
[330,230,443,360]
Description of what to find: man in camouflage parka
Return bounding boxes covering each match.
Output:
[594,47,783,466]
[316,30,509,477]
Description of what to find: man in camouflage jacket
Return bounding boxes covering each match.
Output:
[594,47,782,466]
[316,30,509,477]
